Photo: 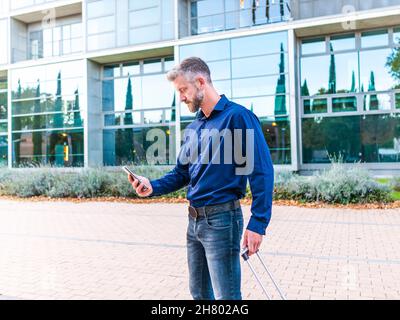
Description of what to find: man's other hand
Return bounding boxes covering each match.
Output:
[128,174,153,197]
[242,229,263,256]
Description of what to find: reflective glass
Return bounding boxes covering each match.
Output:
[87,0,116,19]
[303,98,328,114]
[88,15,115,35]
[143,110,164,124]
[330,33,355,51]
[231,32,287,58]
[0,19,8,64]
[0,92,7,120]
[103,126,175,166]
[12,96,83,116]
[232,75,288,98]
[332,96,357,112]
[142,74,174,108]
[396,93,400,109]
[301,52,359,95]
[208,60,231,80]
[102,71,174,112]
[261,117,291,165]
[233,95,289,117]
[129,6,160,28]
[361,29,388,48]
[104,65,121,78]
[12,111,84,131]
[363,93,392,111]
[12,129,84,167]
[122,62,140,77]
[0,136,7,167]
[302,114,400,164]
[213,80,231,98]
[164,57,175,72]
[360,48,395,91]
[143,59,162,74]
[0,122,6,133]
[301,37,326,55]
[232,54,288,78]
[106,77,142,112]
[180,40,230,62]
[105,114,121,126]
[394,28,400,46]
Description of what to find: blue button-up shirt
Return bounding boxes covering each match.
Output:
[150,95,274,235]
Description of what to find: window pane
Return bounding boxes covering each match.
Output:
[213,80,231,98]
[0,92,7,120]
[360,48,396,91]
[143,110,164,124]
[0,122,6,133]
[105,77,141,112]
[364,93,392,111]
[12,112,84,131]
[332,96,357,112]
[103,126,175,166]
[12,129,84,167]
[0,136,7,167]
[303,98,328,114]
[261,117,291,165]
[361,29,388,48]
[301,37,326,55]
[301,52,359,96]
[87,0,116,19]
[208,60,231,80]
[302,114,400,164]
[129,6,160,28]
[104,65,121,78]
[104,114,121,126]
[232,75,288,98]
[394,27,400,46]
[330,33,355,51]
[122,62,140,76]
[142,74,173,108]
[231,32,288,58]
[88,15,115,35]
[233,95,289,117]
[180,40,230,62]
[301,55,329,96]
[232,54,288,78]
[143,59,162,74]
[396,93,400,109]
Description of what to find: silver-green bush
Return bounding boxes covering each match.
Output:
[274,164,392,204]
[0,163,393,203]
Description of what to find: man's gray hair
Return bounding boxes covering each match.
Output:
[167,57,212,84]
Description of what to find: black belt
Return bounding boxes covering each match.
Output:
[188,200,240,219]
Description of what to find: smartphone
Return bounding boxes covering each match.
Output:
[123,166,148,191]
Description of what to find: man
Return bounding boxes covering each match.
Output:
[128,57,274,300]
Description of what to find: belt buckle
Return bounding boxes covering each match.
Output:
[188,206,198,219]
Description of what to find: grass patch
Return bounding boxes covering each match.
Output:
[392,191,400,201]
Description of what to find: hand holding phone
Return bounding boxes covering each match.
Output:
[123,166,150,193]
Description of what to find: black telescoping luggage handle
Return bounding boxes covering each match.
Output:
[241,247,287,300]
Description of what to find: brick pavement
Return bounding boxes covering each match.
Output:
[0,200,399,300]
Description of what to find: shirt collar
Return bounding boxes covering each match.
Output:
[196,95,228,119]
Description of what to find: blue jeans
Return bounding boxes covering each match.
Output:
[187,202,244,300]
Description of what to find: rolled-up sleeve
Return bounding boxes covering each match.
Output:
[234,111,274,235]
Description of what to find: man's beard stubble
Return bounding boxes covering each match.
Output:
[188,89,204,113]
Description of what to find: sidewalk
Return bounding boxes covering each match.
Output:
[0,199,399,300]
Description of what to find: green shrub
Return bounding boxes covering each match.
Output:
[0,163,393,204]
[274,164,392,204]
[391,177,400,192]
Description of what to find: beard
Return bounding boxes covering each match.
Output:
[187,89,204,113]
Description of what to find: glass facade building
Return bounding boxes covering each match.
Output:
[0,0,399,174]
